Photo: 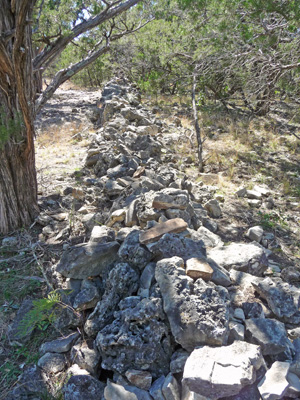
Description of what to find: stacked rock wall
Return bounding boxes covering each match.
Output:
[9,79,300,400]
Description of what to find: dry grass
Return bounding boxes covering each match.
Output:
[36,122,92,195]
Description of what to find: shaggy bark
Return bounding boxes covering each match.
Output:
[0,0,143,234]
[0,1,38,234]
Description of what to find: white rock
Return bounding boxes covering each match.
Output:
[253,185,270,196]
[183,341,263,398]
[246,226,264,243]
[246,189,262,199]
[258,361,290,400]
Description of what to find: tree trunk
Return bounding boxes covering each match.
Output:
[0,141,38,234]
[0,0,39,235]
[192,71,204,172]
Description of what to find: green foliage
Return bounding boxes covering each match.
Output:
[0,107,23,148]
[18,291,61,335]
[258,211,288,230]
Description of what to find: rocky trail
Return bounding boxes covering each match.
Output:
[2,79,300,400]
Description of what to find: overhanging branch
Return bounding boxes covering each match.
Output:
[33,0,143,71]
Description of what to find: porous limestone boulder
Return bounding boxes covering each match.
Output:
[118,230,153,269]
[64,374,106,400]
[84,263,139,337]
[96,297,173,377]
[252,277,300,324]
[155,257,229,351]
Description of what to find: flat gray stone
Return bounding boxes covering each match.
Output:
[245,318,293,355]
[56,241,120,279]
[208,242,268,276]
[104,381,152,400]
[149,376,165,400]
[183,341,264,398]
[39,332,79,355]
[258,361,289,400]
[162,373,180,400]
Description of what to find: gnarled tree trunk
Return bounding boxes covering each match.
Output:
[0,0,39,234]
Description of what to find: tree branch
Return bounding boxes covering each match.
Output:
[35,43,111,113]
[33,0,142,71]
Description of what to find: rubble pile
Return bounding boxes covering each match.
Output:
[8,79,300,400]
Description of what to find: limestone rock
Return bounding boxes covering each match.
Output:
[191,226,223,248]
[286,372,300,398]
[96,297,173,377]
[125,369,152,390]
[186,257,214,281]
[204,199,222,218]
[252,277,300,323]
[228,321,245,342]
[156,257,229,351]
[9,365,48,400]
[246,226,264,243]
[104,381,153,400]
[71,339,101,376]
[64,374,105,400]
[246,189,262,199]
[8,299,34,345]
[258,361,289,400]
[73,279,101,311]
[56,241,120,279]
[139,218,188,245]
[118,230,153,269]
[147,233,206,262]
[37,352,66,374]
[170,349,189,374]
[84,263,139,337]
[281,267,300,283]
[152,189,189,210]
[207,242,268,276]
[149,376,165,400]
[245,318,293,356]
[39,332,79,355]
[89,225,115,243]
[162,373,180,400]
[183,341,264,398]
